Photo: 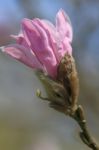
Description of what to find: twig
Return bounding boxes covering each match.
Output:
[70,105,99,150]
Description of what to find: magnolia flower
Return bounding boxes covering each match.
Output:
[1,10,98,150]
[2,9,78,114]
[2,9,73,78]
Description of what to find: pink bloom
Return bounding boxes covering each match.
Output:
[2,9,73,78]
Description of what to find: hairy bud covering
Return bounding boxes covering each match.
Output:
[57,54,79,111]
[57,54,79,110]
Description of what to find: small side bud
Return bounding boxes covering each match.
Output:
[36,89,41,97]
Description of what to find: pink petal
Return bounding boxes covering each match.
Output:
[41,19,58,41]
[11,34,29,48]
[3,44,43,70]
[62,37,72,55]
[41,19,62,52]
[22,19,58,77]
[34,19,60,63]
[56,9,73,43]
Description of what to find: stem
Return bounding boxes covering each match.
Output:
[70,105,99,150]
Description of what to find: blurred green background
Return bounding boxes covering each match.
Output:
[0,0,99,149]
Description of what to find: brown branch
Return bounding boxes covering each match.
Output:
[70,105,99,150]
